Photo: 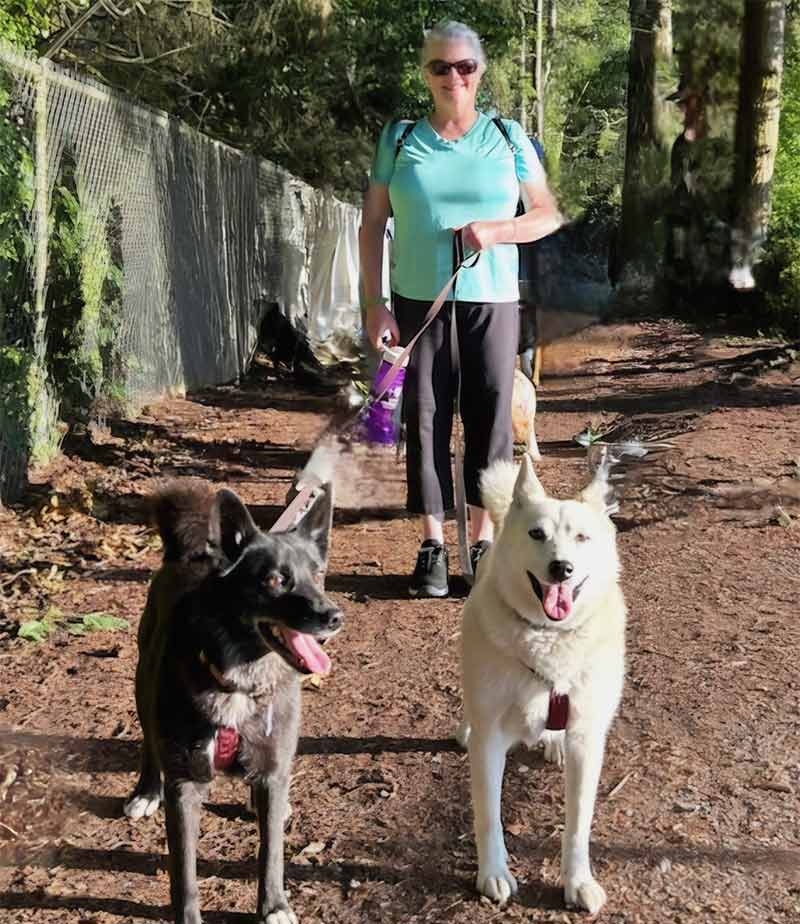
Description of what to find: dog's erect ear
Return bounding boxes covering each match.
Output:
[211,488,259,565]
[513,453,546,506]
[295,482,334,570]
[580,455,619,516]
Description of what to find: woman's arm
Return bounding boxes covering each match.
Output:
[358,181,400,348]
[460,176,563,253]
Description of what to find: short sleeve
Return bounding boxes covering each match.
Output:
[370,121,407,185]
[506,120,547,185]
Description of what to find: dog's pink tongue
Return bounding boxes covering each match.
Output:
[543,583,573,621]
[283,629,331,675]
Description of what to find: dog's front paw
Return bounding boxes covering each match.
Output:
[541,729,565,767]
[564,876,607,914]
[123,791,162,820]
[477,866,517,905]
[263,905,298,924]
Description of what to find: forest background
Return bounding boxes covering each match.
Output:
[1,0,798,342]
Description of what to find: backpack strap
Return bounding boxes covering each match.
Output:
[493,116,525,216]
[394,121,417,161]
[492,116,518,155]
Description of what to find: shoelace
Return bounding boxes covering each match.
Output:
[417,545,443,569]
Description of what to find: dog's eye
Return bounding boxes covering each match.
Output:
[528,527,546,541]
[575,533,590,543]
[266,572,289,592]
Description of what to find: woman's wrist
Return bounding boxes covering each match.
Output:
[364,295,389,312]
[505,218,518,244]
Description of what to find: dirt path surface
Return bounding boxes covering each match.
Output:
[1,320,799,924]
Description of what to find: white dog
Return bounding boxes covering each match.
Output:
[458,454,626,914]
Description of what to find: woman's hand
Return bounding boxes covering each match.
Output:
[458,220,503,254]
[365,302,400,350]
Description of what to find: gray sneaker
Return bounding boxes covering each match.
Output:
[409,541,449,598]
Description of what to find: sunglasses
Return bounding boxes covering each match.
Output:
[425,58,479,77]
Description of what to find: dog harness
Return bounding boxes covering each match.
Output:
[198,650,276,771]
[214,726,240,770]
[519,657,570,730]
[546,692,569,731]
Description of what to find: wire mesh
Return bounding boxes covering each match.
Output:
[0,43,361,503]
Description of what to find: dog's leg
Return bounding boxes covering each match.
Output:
[254,774,297,924]
[469,725,517,905]
[124,736,163,819]
[246,784,291,824]
[124,667,163,819]
[561,729,608,914]
[540,729,565,767]
[163,777,207,924]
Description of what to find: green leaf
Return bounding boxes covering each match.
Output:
[18,619,53,642]
[79,612,130,633]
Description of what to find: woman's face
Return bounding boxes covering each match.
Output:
[422,39,484,109]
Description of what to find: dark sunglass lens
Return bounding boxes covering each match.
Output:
[455,59,478,75]
[429,60,451,76]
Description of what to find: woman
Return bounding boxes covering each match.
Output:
[359,21,562,598]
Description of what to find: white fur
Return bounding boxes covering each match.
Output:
[123,791,161,820]
[266,910,298,924]
[460,455,626,913]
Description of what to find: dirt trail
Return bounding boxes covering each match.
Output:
[1,320,799,924]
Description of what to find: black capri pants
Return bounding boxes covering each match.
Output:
[394,293,519,515]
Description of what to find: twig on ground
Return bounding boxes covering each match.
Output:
[0,820,19,838]
[607,771,635,800]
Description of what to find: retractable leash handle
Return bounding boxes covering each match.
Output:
[355,229,479,422]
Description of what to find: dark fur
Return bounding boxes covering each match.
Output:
[126,481,342,924]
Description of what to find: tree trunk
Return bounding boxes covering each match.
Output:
[615,0,674,283]
[535,0,545,141]
[729,0,787,289]
[520,8,528,134]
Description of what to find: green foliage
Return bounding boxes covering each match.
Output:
[0,66,36,492]
[762,15,800,332]
[18,606,129,643]
[43,159,126,418]
[0,0,60,49]
[542,0,630,216]
[673,0,742,115]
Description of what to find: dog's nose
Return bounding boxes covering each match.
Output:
[548,560,573,582]
[320,607,343,631]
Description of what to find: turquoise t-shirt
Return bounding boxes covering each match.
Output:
[371,112,545,303]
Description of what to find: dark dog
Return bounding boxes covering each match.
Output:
[124,481,342,924]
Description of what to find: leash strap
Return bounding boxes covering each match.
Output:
[451,231,471,580]
[269,483,317,533]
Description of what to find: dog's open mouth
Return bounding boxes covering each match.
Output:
[258,622,333,675]
[527,572,587,622]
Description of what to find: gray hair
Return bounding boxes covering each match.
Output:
[421,21,486,66]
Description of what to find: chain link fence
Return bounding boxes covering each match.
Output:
[0,42,361,503]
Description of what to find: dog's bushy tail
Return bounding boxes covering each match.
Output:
[479,460,519,529]
[150,480,217,562]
